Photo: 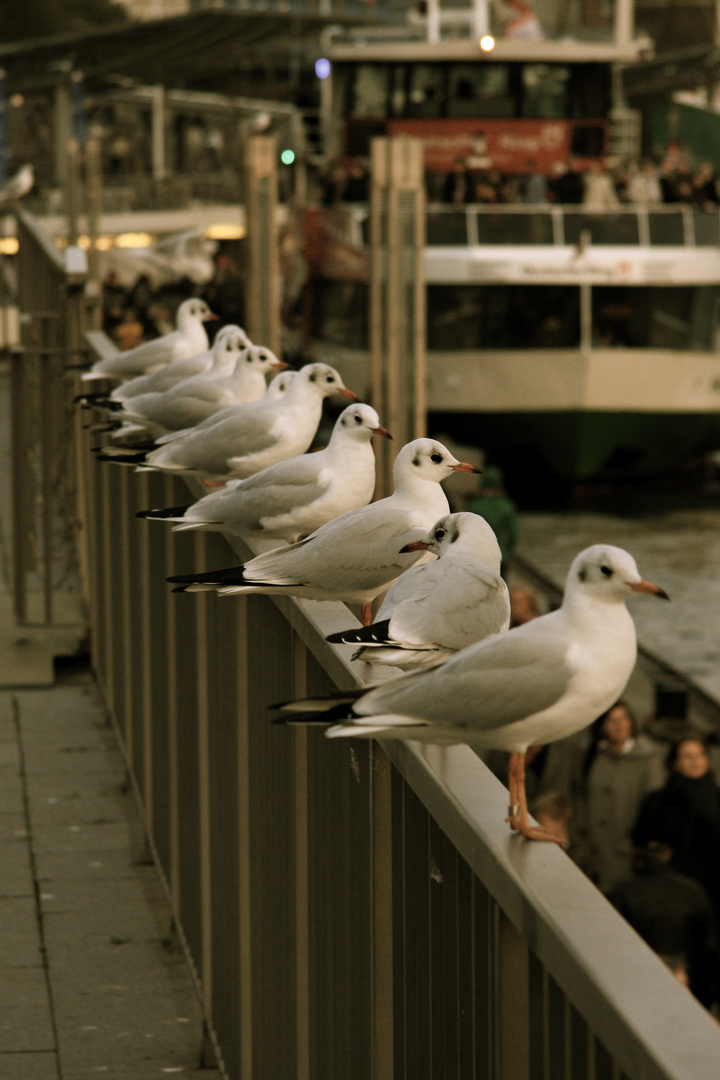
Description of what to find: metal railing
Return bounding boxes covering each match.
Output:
[12,205,720,1080]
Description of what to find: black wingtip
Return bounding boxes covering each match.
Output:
[137,505,191,520]
[166,564,247,587]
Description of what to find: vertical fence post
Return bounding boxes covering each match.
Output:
[369,136,426,496]
[244,135,281,355]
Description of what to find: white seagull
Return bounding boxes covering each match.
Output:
[107,323,253,402]
[102,363,358,480]
[326,512,510,669]
[276,544,668,841]
[137,402,391,543]
[167,438,481,624]
[82,297,216,383]
[112,342,286,440]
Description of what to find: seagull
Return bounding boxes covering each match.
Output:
[167,438,481,624]
[81,297,216,383]
[110,342,286,440]
[137,402,391,543]
[274,544,668,841]
[106,324,254,403]
[326,512,510,669]
[152,369,296,446]
[97,363,358,480]
[0,163,34,205]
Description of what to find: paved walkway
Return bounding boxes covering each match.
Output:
[0,661,220,1080]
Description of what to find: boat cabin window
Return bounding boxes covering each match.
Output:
[592,286,716,349]
[521,64,569,119]
[427,284,580,349]
[426,211,469,245]
[446,64,513,119]
[350,64,391,119]
[648,213,685,246]
[475,211,554,245]
[407,64,446,118]
[693,212,720,247]
[563,213,640,246]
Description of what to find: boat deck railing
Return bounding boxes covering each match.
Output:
[11,206,720,1080]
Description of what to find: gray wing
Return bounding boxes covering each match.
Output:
[224,460,329,533]
[172,409,279,473]
[359,618,572,733]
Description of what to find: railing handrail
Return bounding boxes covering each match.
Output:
[173,470,720,1080]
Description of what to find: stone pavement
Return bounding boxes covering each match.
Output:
[0,661,221,1080]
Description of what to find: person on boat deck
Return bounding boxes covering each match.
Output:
[465,465,518,578]
[576,701,665,893]
[582,159,620,209]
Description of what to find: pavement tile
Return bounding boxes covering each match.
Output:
[0,968,55,1053]
[0,768,24,813]
[0,896,43,967]
[28,790,127,827]
[0,838,34,897]
[0,1051,59,1079]
[35,847,142,884]
[31,822,143,856]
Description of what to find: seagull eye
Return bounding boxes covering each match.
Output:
[326,376,335,383]
[434,528,446,540]
[600,565,613,577]
[354,413,362,423]
[430,453,443,464]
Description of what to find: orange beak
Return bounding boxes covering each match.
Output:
[372,426,392,439]
[451,461,482,473]
[629,579,670,600]
[272,361,290,371]
[338,388,360,401]
[399,539,430,553]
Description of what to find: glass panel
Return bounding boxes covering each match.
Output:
[563,213,639,245]
[446,63,513,118]
[427,284,580,348]
[314,279,369,348]
[475,211,553,245]
[591,286,715,349]
[693,211,720,247]
[426,211,469,245]
[350,64,390,118]
[648,212,685,245]
[407,64,445,118]
[521,64,569,119]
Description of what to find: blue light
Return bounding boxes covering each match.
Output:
[315,58,331,79]
[281,149,295,165]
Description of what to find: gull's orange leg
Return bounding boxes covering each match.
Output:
[506,752,566,845]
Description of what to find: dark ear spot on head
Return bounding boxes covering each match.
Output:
[449,526,459,543]
[309,373,316,382]
[578,567,587,583]
[412,455,420,467]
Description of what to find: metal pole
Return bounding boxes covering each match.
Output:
[244,135,281,355]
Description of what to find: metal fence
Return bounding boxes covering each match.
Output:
[12,208,720,1080]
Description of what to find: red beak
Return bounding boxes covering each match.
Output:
[272,361,290,371]
[451,461,482,473]
[399,539,430,553]
[629,579,670,600]
[338,388,360,401]
[372,426,392,439]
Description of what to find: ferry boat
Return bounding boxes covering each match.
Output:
[298,1,720,481]
[304,202,720,480]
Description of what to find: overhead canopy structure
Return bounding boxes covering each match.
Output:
[0,7,409,97]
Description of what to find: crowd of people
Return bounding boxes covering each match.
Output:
[325,144,720,210]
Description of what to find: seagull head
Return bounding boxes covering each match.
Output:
[237,345,288,375]
[567,545,669,604]
[335,403,391,441]
[299,363,359,401]
[400,511,502,569]
[394,439,481,487]
[178,298,217,326]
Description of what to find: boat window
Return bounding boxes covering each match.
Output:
[426,211,469,245]
[349,64,391,118]
[693,211,720,247]
[427,284,580,348]
[648,212,685,246]
[313,279,369,348]
[407,64,445,118]
[563,213,640,245]
[591,286,715,349]
[446,64,513,119]
[521,64,569,119]
[476,211,553,244]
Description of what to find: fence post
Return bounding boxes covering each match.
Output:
[244,135,281,355]
[369,136,426,496]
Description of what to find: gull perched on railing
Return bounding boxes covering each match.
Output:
[275,544,668,842]
[138,402,391,544]
[326,511,510,669]
[96,363,358,481]
[81,297,216,383]
[166,438,480,625]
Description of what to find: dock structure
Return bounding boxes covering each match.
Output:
[5,208,720,1080]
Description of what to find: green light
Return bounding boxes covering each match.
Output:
[281,149,295,165]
